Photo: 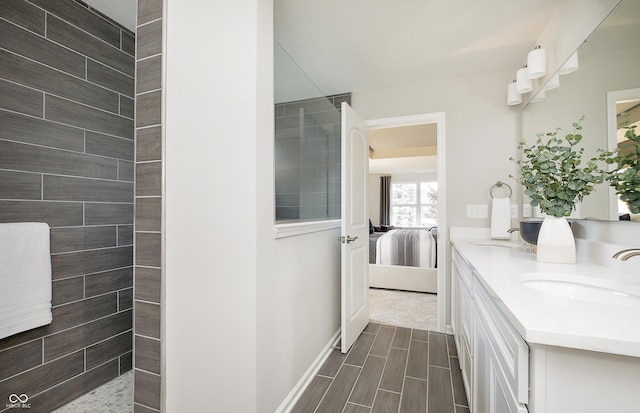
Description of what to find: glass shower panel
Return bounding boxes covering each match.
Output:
[274,42,346,222]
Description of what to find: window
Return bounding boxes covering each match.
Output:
[391,181,437,227]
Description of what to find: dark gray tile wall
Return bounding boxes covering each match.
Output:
[275,93,350,222]
[135,0,163,411]
[0,1,134,412]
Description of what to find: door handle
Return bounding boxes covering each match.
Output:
[338,235,359,244]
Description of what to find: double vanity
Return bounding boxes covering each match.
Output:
[450,231,640,413]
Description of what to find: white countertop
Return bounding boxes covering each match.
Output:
[450,236,640,358]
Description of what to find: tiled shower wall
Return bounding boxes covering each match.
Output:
[0,1,134,412]
[134,0,163,412]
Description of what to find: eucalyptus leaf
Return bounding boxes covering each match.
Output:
[512,117,607,217]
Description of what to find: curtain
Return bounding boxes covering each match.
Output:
[380,175,391,225]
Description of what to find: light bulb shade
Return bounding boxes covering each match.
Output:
[559,51,579,75]
[526,48,546,79]
[530,88,546,103]
[516,67,533,94]
[507,82,522,105]
[544,72,560,90]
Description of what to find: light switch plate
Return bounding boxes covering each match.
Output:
[467,204,488,218]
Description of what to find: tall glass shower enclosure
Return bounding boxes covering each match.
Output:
[274,42,347,222]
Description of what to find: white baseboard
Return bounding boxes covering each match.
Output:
[275,329,341,413]
[445,324,454,335]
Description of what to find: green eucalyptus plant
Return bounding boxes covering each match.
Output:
[510,117,607,218]
[599,115,640,214]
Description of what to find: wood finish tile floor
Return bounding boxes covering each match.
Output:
[293,323,469,413]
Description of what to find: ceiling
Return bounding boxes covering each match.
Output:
[369,123,437,174]
[273,1,565,174]
[93,0,567,175]
[274,0,564,96]
[92,1,565,95]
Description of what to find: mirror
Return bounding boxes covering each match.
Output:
[521,0,640,220]
[607,88,640,219]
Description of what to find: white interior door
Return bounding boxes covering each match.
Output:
[340,102,369,353]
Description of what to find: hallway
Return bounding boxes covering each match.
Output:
[292,323,469,413]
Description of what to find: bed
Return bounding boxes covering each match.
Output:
[369,227,438,293]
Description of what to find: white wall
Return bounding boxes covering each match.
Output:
[354,68,522,231]
[256,228,341,412]
[164,0,262,411]
[165,2,342,413]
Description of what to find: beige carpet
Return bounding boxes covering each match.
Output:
[369,288,438,331]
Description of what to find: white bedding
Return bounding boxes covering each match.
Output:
[370,228,437,293]
[375,229,435,268]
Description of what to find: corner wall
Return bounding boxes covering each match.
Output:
[0,1,134,411]
[160,1,342,412]
[163,0,261,411]
[134,0,163,411]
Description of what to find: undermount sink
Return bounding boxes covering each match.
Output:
[519,273,640,307]
[471,241,521,248]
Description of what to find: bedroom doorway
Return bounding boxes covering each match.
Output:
[366,112,447,333]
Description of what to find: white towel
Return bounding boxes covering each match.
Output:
[0,223,52,340]
[490,197,511,239]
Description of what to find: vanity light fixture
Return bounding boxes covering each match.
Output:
[558,51,579,74]
[516,66,533,94]
[530,88,546,103]
[544,72,560,91]
[527,46,546,79]
[507,80,522,105]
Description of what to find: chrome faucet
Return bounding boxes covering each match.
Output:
[612,249,640,261]
[507,228,520,233]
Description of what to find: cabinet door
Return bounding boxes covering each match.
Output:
[489,356,527,413]
[451,263,460,345]
[475,307,528,413]
[473,313,490,413]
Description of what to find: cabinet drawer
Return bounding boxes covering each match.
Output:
[460,279,474,353]
[452,247,474,293]
[475,281,529,404]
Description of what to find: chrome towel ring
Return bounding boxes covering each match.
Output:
[490,181,512,198]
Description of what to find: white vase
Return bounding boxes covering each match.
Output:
[630,213,640,222]
[536,216,576,264]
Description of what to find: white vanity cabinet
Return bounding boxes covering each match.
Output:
[452,245,529,413]
[452,247,475,400]
[473,278,528,413]
[474,308,527,413]
[450,237,640,413]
